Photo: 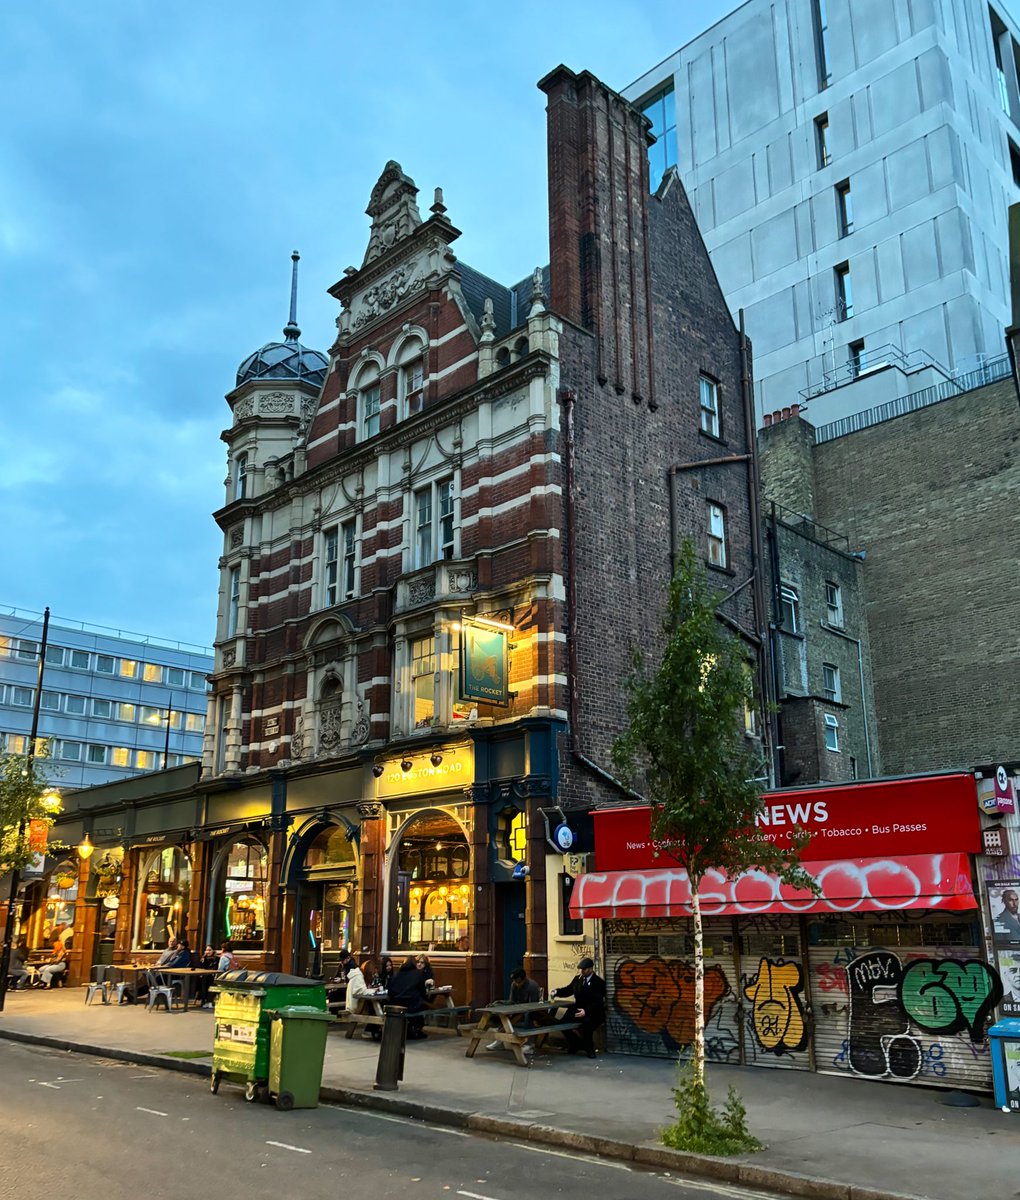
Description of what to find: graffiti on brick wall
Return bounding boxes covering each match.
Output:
[612,955,731,1052]
[837,950,1002,1080]
[743,957,808,1055]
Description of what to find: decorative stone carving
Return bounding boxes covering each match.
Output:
[222,648,236,667]
[353,263,422,329]
[234,396,255,421]
[357,801,383,820]
[350,699,370,745]
[408,574,436,607]
[260,391,293,415]
[229,526,244,549]
[291,714,305,761]
[318,701,344,753]
[449,569,477,593]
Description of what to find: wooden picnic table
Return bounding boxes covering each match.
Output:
[464,1001,580,1067]
[342,989,389,1038]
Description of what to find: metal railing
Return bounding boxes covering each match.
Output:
[813,355,1013,444]
[768,500,850,551]
[799,344,952,402]
[0,603,213,657]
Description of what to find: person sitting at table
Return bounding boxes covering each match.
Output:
[36,939,68,988]
[156,937,180,966]
[388,955,429,1039]
[550,957,606,1058]
[346,957,382,1040]
[487,966,541,1053]
[217,942,239,972]
[195,944,218,1007]
[6,939,30,990]
[377,955,394,989]
[415,954,435,989]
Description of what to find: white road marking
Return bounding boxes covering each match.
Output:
[37,1082,61,1089]
[457,1191,502,1200]
[509,1143,631,1171]
[340,1108,469,1136]
[36,1078,83,1088]
[658,1179,780,1199]
[266,1140,311,1154]
[136,1107,169,1117]
[130,1073,159,1079]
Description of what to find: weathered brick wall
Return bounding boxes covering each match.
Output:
[542,68,760,809]
[809,380,1020,773]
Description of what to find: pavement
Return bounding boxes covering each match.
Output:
[1,987,1016,1200]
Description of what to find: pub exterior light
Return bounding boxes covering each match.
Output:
[76,833,95,861]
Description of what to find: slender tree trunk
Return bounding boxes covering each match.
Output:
[691,879,705,1086]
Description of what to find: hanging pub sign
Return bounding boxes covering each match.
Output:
[459,618,510,705]
[28,819,49,854]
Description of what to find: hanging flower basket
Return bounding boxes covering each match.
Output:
[54,863,77,889]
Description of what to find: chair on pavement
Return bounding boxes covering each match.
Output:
[144,969,183,1012]
[84,965,110,1006]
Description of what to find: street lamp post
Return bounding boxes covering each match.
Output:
[0,607,51,1013]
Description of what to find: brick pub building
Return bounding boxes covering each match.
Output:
[53,67,762,1006]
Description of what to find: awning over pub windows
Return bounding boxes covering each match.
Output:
[569,853,976,919]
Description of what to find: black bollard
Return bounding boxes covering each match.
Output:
[374,1005,408,1092]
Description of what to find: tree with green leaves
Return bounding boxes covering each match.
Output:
[0,746,62,874]
[612,539,815,1092]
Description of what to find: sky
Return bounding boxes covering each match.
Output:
[0,2,775,648]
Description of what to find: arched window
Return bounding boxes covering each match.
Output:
[212,836,268,951]
[397,339,426,418]
[357,364,381,440]
[496,347,511,370]
[390,810,470,952]
[513,336,529,360]
[134,847,191,950]
[317,673,345,756]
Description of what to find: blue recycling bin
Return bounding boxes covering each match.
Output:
[988,1019,1020,1111]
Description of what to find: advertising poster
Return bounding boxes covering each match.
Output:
[459,619,508,704]
[989,880,1020,947]
[997,949,1020,1017]
[1005,1042,1020,1111]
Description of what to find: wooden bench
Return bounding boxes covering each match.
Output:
[422,1003,473,1031]
[465,1010,582,1066]
[512,1020,581,1052]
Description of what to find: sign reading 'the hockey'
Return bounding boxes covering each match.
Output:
[594,774,981,870]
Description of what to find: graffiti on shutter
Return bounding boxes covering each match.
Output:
[737,913,810,1070]
[808,912,998,1092]
[604,917,740,1061]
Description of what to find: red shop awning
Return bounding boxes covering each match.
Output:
[569,853,976,919]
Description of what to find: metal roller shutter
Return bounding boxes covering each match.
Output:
[736,914,811,1070]
[604,917,741,1062]
[807,912,993,1091]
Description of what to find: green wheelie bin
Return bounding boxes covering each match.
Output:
[210,970,327,1103]
[268,1006,334,1110]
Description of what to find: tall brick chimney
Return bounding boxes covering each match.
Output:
[538,66,655,405]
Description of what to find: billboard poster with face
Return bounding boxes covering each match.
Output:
[988,880,1020,947]
[997,948,1020,1017]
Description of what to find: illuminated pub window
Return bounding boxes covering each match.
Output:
[411,635,436,728]
[302,826,357,976]
[214,837,269,950]
[134,847,191,950]
[390,810,470,952]
[34,864,77,949]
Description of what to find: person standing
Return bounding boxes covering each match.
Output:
[550,957,606,1058]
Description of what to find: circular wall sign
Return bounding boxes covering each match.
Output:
[554,823,575,851]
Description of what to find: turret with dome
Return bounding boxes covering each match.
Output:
[235,251,328,389]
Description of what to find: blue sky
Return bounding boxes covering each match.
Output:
[0,2,775,647]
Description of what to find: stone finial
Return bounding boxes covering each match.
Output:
[430,187,447,218]
[528,266,546,318]
[480,296,496,340]
[363,160,423,266]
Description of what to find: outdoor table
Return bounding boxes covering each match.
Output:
[342,989,388,1038]
[464,1001,579,1067]
[157,967,218,1009]
[108,963,151,1004]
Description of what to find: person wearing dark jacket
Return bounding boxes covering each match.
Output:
[550,957,606,1058]
[387,955,429,1039]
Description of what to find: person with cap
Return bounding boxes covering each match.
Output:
[550,957,606,1058]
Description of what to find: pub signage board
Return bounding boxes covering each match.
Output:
[594,774,981,871]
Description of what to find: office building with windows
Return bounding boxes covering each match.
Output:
[625,0,1020,425]
[0,606,211,788]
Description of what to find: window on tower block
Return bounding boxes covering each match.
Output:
[706,502,727,569]
[815,113,830,167]
[699,376,720,438]
[813,0,832,88]
[640,83,677,191]
[836,180,853,236]
[835,263,853,319]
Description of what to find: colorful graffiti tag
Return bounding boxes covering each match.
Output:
[613,956,729,1049]
[844,950,1001,1080]
[743,957,808,1054]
